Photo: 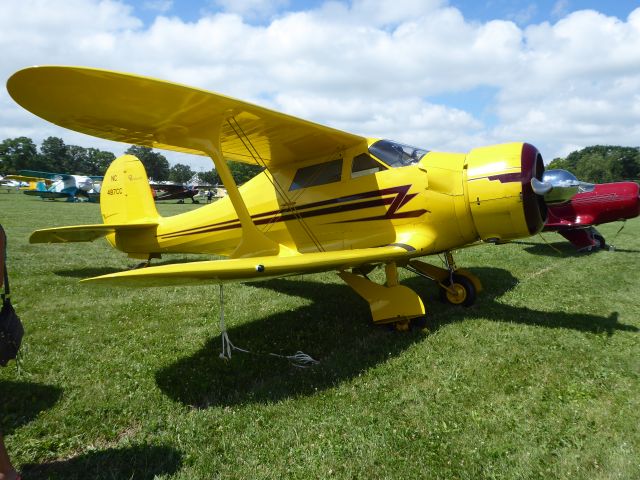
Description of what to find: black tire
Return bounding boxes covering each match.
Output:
[410,316,428,331]
[439,274,477,307]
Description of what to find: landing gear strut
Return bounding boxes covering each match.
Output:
[590,227,606,251]
[339,262,426,330]
[130,252,162,269]
[407,251,482,308]
[339,252,483,331]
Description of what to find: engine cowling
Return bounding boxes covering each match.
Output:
[465,142,546,242]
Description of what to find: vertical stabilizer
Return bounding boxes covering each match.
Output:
[100,155,159,224]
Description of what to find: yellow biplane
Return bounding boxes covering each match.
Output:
[1,173,52,191]
[7,66,572,330]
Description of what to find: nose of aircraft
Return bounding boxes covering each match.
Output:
[465,142,548,240]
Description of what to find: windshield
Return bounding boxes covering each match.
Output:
[368,139,429,168]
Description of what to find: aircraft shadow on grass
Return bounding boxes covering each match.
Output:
[20,445,182,480]
[1,382,181,479]
[0,380,62,435]
[402,267,634,335]
[512,240,640,256]
[156,267,635,409]
[54,267,122,278]
[156,277,424,409]
[54,257,216,279]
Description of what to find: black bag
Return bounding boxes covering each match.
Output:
[0,225,24,366]
[0,298,23,367]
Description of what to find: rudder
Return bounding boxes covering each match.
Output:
[101,155,159,224]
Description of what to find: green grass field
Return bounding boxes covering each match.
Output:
[1,191,639,479]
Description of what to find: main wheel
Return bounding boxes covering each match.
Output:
[439,274,477,307]
[593,234,606,250]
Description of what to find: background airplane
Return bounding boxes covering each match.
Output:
[542,170,640,250]
[19,169,103,202]
[0,175,24,191]
[8,66,577,330]
[1,173,52,191]
[150,182,200,203]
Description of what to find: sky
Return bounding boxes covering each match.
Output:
[1,0,639,172]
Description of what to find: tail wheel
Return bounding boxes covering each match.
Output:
[439,274,477,307]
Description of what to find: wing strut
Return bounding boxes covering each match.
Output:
[226,116,326,252]
[188,122,281,258]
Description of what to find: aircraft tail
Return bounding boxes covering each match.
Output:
[100,154,160,224]
[29,155,160,247]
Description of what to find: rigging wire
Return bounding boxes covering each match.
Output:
[538,232,563,255]
[609,220,627,249]
[225,116,326,252]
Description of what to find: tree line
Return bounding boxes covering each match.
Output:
[0,136,262,185]
[3,136,638,185]
[548,145,640,183]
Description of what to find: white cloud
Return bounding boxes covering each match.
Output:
[492,8,640,158]
[551,0,569,19]
[507,3,537,25]
[1,0,639,170]
[350,0,445,26]
[211,0,289,21]
[144,0,173,13]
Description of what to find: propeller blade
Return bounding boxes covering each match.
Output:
[531,178,552,195]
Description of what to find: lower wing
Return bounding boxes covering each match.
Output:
[83,242,432,287]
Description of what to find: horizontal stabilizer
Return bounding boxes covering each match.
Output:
[82,244,425,287]
[30,222,158,244]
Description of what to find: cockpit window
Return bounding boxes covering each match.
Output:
[368,140,428,168]
[578,183,596,193]
[351,153,387,178]
[289,159,343,191]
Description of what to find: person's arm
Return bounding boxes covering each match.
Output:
[0,433,19,480]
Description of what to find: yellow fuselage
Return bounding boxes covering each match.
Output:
[106,141,545,259]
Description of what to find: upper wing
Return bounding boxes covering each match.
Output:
[6,174,52,185]
[18,170,59,180]
[8,66,366,168]
[82,243,430,287]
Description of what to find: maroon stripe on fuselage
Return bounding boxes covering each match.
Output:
[487,172,522,183]
[159,184,421,240]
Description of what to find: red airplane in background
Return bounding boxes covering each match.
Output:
[543,170,640,250]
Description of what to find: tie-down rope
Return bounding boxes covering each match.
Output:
[218,285,319,368]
